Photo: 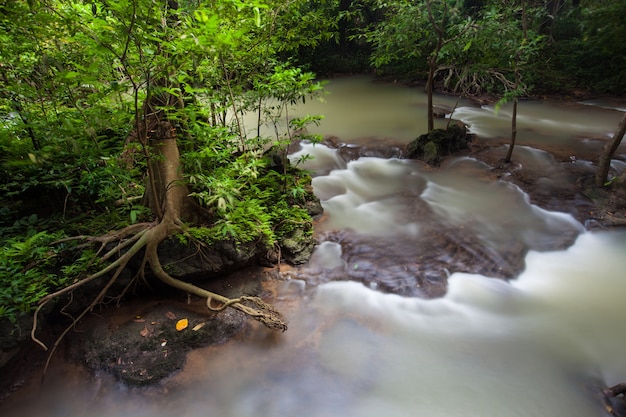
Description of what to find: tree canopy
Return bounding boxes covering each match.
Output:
[338,0,625,96]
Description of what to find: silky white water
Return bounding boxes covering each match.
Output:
[2,76,625,417]
[5,231,623,417]
[451,100,620,144]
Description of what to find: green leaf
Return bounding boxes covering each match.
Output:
[254,7,261,27]
[62,71,80,80]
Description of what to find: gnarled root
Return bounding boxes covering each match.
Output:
[31,217,288,381]
[603,383,626,417]
[208,295,287,332]
[147,235,287,332]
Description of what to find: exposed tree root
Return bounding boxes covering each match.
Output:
[603,383,626,417]
[603,212,626,227]
[31,118,288,380]
[608,383,626,397]
[31,214,287,379]
[145,218,288,332]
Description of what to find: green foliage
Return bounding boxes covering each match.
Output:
[281,0,372,74]
[355,0,433,77]
[0,0,331,336]
[346,0,625,97]
[541,1,626,94]
[0,226,111,325]
[355,0,471,78]
[185,129,316,248]
[0,185,125,325]
[0,232,68,324]
[179,58,324,248]
[1,0,325,223]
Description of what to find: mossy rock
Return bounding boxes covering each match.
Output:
[406,124,472,166]
[280,228,318,265]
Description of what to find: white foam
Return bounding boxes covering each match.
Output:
[306,230,626,417]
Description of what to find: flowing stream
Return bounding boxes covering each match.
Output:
[2,76,626,417]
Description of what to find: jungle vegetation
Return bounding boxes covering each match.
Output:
[1,0,625,350]
[0,0,337,352]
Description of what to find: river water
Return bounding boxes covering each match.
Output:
[2,76,625,417]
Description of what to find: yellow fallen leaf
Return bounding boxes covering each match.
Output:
[175,318,188,331]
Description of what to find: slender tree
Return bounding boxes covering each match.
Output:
[421,0,474,132]
[503,0,527,163]
[361,0,471,132]
[425,0,449,132]
[595,112,626,187]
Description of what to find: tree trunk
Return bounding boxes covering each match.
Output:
[145,119,191,220]
[595,111,626,187]
[425,0,445,133]
[505,2,526,163]
[427,56,436,132]
[504,97,518,163]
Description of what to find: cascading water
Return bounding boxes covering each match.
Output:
[1,76,625,417]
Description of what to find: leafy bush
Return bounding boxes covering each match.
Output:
[185,143,315,248]
[0,232,68,324]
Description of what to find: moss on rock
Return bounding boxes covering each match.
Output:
[406,124,472,166]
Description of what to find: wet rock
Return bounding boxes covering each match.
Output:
[73,267,269,386]
[322,136,406,161]
[0,315,32,370]
[158,218,320,278]
[433,104,452,119]
[336,142,405,161]
[586,378,626,417]
[280,228,318,266]
[80,304,245,386]
[303,198,324,218]
[297,223,530,298]
[158,238,259,281]
[406,124,473,166]
[294,192,584,298]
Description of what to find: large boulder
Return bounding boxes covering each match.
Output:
[157,238,259,281]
